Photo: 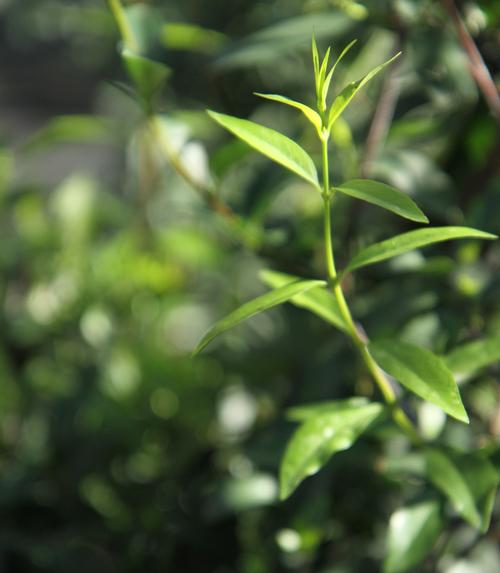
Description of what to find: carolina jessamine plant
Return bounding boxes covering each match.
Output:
[193,37,499,568]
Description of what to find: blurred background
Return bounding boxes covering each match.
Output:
[0,0,499,571]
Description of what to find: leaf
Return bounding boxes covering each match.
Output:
[287,397,371,421]
[122,48,171,105]
[207,110,319,187]
[254,93,322,134]
[384,499,443,573]
[369,340,468,423]
[335,179,428,223]
[194,279,326,354]
[328,52,401,128]
[161,22,227,53]
[444,336,500,379]
[259,270,347,332]
[280,401,383,499]
[344,226,497,275]
[424,448,499,531]
[321,39,357,111]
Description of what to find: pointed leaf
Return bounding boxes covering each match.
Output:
[254,93,322,133]
[122,48,171,104]
[312,34,320,87]
[259,269,347,332]
[336,179,428,223]
[384,499,443,573]
[424,448,499,531]
[445,336,500,379]
[321,39,357,110]
[369,340,468,423]
[194,279,326,354]
[207,110,319,187]
[280,401,383,499]
[328,52,401,128]
[344,227,497,275]
[287,397,371,421]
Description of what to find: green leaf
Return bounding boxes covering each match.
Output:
[424,448,499,531]
[369,340,468,423]
[122,48,171,105]
[335,179,428,223]
[445,336,500,379]
[161,22,227,53]
[321,39,357,111]
[312,34,320,86]
[194,278,326,354]
[287,397,372,422]
[280,401,383,499]
[328,52,401,129]
[254,93,322,134]
[259,270,347,332]
[207,110,319,187]
[344,226,497,275]
[384,499,443,573]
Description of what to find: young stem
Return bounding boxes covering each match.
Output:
[321,138,421,446]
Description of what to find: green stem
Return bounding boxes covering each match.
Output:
[107,0,140,52]
[320,138,421,446]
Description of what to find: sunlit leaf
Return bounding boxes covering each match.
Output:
[328,52,401,128]
[445,336,500,379]
[259,270,347,332]
[384,499,443,573]
[369,340,468,423]
[321,39,357,110]
[122,48,171,105]
[424,448,499,532]
[344,227,497,275]
[280,401,384,499]
[194,279,326,354]
[335,179,428,223]
[207,111,319,187]
[254,93,322,134]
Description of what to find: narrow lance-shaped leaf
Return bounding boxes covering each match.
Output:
[328,52,401,129]
[424,448,499,532]
[207,110,319,188]
[384,499,443,573]
[335,179,428,223]
[344,226,497,275]
[445,336,500,379]
[321,39,357,111]
[369,340,468,423]
[312,34,320,90]
[280,401,384,499]
[259,269,347,332]
[194,279,326,354]
[254,93,322,134]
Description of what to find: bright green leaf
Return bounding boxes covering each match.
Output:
[161,22,227,53]
[254,93,322,134]
[328,52,401,128]
[194,279,326,354]
[424,448,499,531]
[259,269,347,332]
[207,110,319,187]
[122,48,171,105]
[321,39,357,111]
[280,401,383,499]
[344,227,497,275]
[445,336,500,379]
[287,397,372,421]
[384,499,443,573]
[369,340,468,423]
[335,179,428,223]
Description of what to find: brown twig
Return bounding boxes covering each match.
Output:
[441,0,500,121]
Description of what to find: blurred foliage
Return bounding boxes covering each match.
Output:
[0,0,499,572]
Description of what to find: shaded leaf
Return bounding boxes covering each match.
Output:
[287,397,371,421]
[424,448,499,532]
[445,336,500,379]
[335,179,428,223]
[207,111,319,187]
[161,22,227,53]
[259,269,347,332]
[384,499,443,573]
[194,279,326,354]
[369,340,468,423]
[254,93,322,134]
[122,48,171,105]
[280,401,383,499]
[344,227,497,275]
[328,53,401,128]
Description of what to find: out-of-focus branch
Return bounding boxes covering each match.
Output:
[441,0,500,121]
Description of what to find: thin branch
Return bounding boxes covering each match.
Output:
[441,0,500,121]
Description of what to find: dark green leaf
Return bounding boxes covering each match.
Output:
[207,111,319,187]
[287,397,372,421]
[369,340,468,423]
[259,270,347,332]
[335,179,428,223]
[384,499,443,573]
[344,227,497,275]
[280,401,383,499]
[122,48,171,105]
[194,279,326,354]
[445,336,500,379]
